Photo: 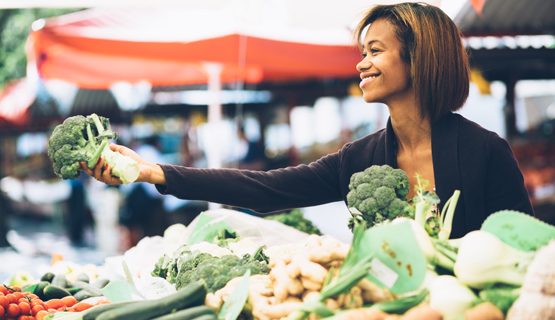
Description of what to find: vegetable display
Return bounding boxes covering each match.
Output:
[47,113,139,184]
[5,165,555,320]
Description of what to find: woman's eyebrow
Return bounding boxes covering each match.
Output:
[363,39,386,50]
[366,39,384,47]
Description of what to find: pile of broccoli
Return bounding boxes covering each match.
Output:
[347,164,414,230]
[47,113,139,184]
[152,246,270,293]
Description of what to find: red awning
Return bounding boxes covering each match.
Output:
[27,8,362,89]
[0,78,34,126]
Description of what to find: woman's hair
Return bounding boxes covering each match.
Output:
[354,2,470,122]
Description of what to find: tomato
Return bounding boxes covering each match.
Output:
[45,299,65,310]
[11,287,20,293]
[0,296,9,308]
[31,304,45,316]
[12,293,23,301]
[61,296,77,308]
[73,302,93,312]
[35,310,49,320]
[66,307,75,312]
[18,301,30,316]
[94,298,110,305]
[0,305,4,317]
[5,295,17,305]
[31,299,45,308]
[26,294,38,301]
[6,304,20,318]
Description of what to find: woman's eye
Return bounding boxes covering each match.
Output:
[361,52,368,58]
[370,48,380,55]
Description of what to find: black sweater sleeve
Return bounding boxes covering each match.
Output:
[154,151,345,214]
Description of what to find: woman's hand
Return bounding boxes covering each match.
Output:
[79,143,166,186]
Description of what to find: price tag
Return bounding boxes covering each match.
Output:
[368,258,399,289]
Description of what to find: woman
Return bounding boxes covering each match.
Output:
[83,2,533,238]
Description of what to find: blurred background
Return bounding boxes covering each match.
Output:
[1,0,554,279]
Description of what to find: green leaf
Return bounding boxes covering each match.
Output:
[188,213,235,244]
[481,210,555,251]
[218,269,251,320]
[22,283,38,293]
[101,281,143,303]
[358,220,427,294]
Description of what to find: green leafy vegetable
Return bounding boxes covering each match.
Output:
[153,245,270,293]
[176,247,270,293]
[265,209,322,235]
[475,285,521,315]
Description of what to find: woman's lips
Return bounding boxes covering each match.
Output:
[360,74,379,88]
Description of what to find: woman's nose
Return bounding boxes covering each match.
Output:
[356,57,371,72]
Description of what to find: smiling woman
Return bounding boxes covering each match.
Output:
[82,2,534,239]
[354,3,470,123]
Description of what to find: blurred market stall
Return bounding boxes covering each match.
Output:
[455,0,555,224]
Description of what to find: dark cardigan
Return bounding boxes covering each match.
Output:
[156,113,534,238]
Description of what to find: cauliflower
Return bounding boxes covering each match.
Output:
[347,164,414,229]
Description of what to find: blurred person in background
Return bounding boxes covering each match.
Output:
[119,135,166,247]
[82,2,534,238]
[65,174,90,246]
[237,126,267,171]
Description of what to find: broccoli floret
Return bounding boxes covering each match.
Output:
[347,164,413,230]
[47,113,140,184]
[175,247,271,293]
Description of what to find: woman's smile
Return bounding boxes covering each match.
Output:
[359,72,381,89]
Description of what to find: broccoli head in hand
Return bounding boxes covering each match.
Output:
[47,113,139,184]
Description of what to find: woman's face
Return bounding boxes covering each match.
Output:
[356,18,413,106]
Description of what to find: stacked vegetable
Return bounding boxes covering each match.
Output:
[152,243,271,293]
[0,282,104,320]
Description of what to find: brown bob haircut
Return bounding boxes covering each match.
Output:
[354,2,470,122]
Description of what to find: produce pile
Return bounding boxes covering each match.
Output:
[8,142,555,320]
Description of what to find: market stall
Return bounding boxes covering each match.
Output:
[2,201,554,320]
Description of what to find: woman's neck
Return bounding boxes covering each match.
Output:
[389,107,432,152]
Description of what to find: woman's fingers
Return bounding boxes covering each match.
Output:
[79,154,125,186]
[79,162,92,175]
[102,163,123,186]
[93,157,105,180]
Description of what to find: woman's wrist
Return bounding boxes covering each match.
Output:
[146,163,167,185]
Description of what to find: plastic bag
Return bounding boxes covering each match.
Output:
[183,208,310,247]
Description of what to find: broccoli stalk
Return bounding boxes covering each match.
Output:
[47,113,139,184]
